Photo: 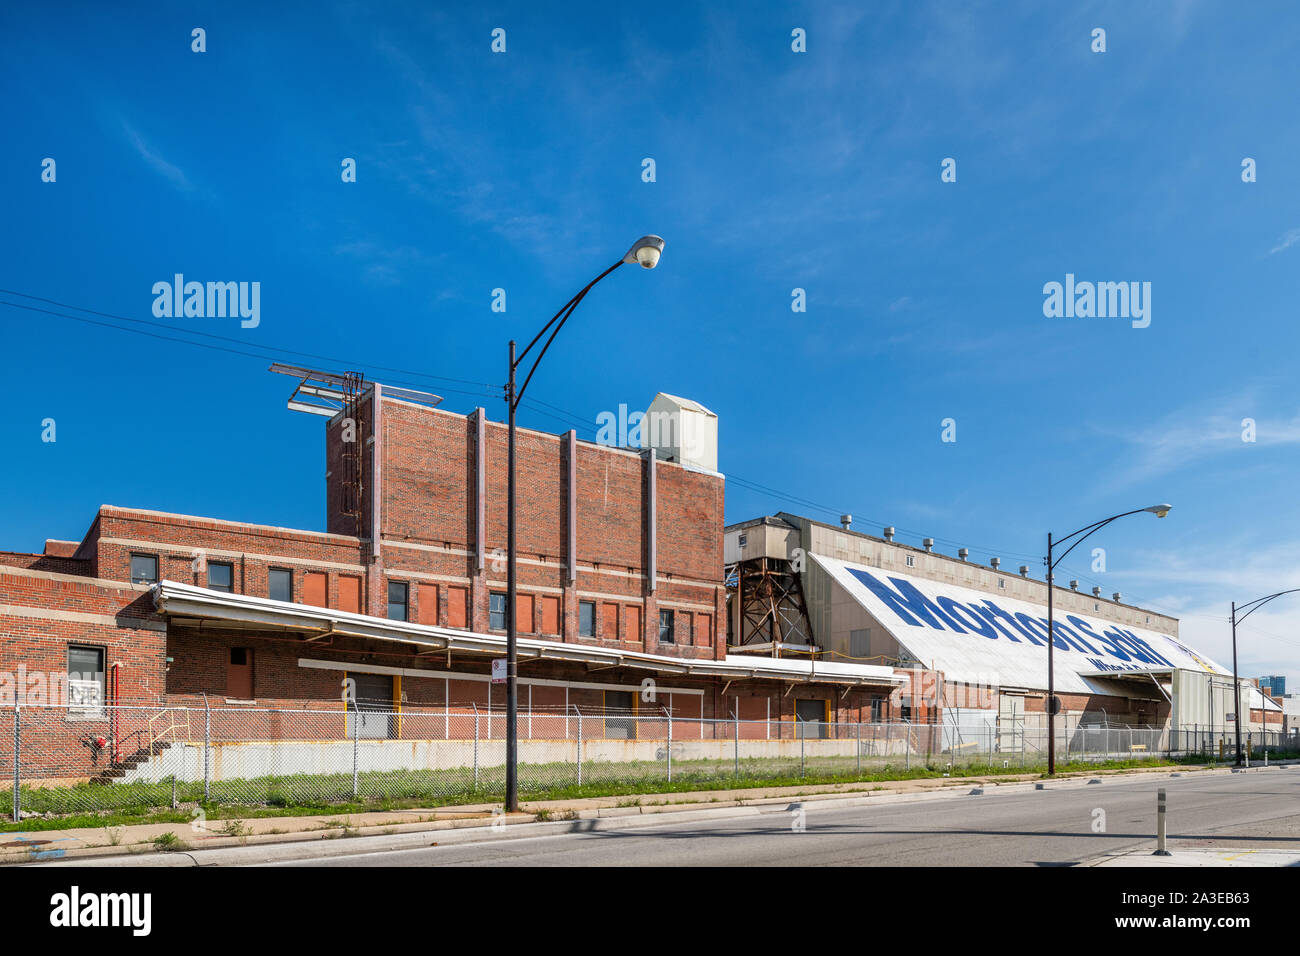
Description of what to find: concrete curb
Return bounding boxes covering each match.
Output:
[14,759,1297,867]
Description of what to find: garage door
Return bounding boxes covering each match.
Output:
[347,672,394,739]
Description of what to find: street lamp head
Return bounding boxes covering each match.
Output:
[1144,504,1173,518]
[624,235,665,269]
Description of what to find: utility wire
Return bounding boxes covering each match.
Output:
[0,287,1257,634]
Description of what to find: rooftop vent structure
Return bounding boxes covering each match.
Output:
[642,392,718,472]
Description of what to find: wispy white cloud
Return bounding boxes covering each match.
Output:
[1269,227,1300,255]
[1095,390,1300,484]
[119,120,192,192]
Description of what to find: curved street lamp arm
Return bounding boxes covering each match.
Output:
[512,260,624,371]
[512,258,625,406]
[517,283,594,404]
[1049,508,1147,571]
[1234,588,1300,625]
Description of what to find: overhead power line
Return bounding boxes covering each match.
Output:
[0,286,1219,623]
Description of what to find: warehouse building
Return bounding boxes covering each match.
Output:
[725,513,1282,743]
[0,371,913,779]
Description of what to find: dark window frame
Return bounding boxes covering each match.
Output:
[658,608,675,643]
[578,600,596,637]
[268,567,293,603]
[489,592,507,631]
[130,553,159,585]
[208,561,235,593]
[67,644,107,715]
[387,580,410,621]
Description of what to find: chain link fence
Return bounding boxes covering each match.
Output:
[4,701,1297,820]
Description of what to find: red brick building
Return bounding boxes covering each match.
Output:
[0,384,907,779]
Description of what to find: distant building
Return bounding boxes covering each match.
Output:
[1258,675,1287,698]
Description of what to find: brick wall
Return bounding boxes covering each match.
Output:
[332,394,728,660]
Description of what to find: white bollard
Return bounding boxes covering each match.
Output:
[1153,788,1171,856]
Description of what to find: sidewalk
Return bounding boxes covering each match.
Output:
[2,761,1286,865]
[1090,846,1300,867]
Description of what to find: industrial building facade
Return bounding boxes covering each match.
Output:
[0,377,914,781]
[1,372,1283,784]
[725,513,1282,739]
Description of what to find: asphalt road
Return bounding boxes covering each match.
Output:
[262,766,1300,867]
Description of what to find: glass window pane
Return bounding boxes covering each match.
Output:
[269,569,292,602]
[387,581,408,621]
[578,601,595,637]
[130,554,158,584]
[208,563,233,592]
[489,593,506,630]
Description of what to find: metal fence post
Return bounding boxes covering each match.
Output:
[856,721,861,775]
[799,719,805,776]
[202,693,211,803]
[352,700,360,798]
[733,711,739,777]
[576,706,583,787]
[472,703,479,790]
[905,723,911,771]
[12,704,19,822]
[665,707,673,782]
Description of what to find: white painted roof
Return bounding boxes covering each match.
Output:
[652,392,716,416]
[153,580,902,688]
[813,554,1229,695]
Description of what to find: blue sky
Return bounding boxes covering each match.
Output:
[2,1,1298,681]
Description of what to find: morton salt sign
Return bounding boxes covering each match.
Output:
[812,554,1225,694]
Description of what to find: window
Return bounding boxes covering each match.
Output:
[998,578,1006,590]
[695,613,712,647]
[622,605,642,642]
[417,583,439,625]
[737,533,747,548]
[67,645,105,713]
[850,628,871,658]
[578,600,596,637]
[540,595,560,635]
[387,581,409,621]
[303,571,329,608]
[130,554,158,585]
[905,554,915,568]
[227,647,253,698]
[870,697,884,722]
[268,568,292,602]
[515,593,535,633]
[658,609,675,643]
[447,586,469,628]
[208,562,234,593]
[489,592,506,631]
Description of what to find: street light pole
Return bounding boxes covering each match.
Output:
[1227,588,1300,768]
[1044,504,1171,775]
[1231,600,1240,766]
[503,236,664,812]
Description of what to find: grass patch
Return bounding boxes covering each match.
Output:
[3,749,1292,833]
[151,831,188,852]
